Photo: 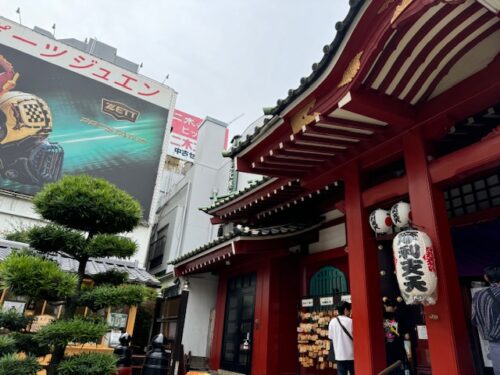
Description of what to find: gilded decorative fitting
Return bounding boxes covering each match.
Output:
[338,51,363,88]
[391,0,413,24]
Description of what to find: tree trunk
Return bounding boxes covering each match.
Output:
[49,256,88,372]
[63,257,88,319]
[46,344,66,375]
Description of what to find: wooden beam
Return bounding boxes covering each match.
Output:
[417,53,500,126]
[340,89,416,127]
[429,127,500,187]
[234,156,253,173]
[270,150,327,163]
[316,115,385,134]
[448,206,500,227]
[279,145,344,156]
[362,175,409,208]
[301,125,366,142]
[362,127,500,207]
[250,166,305,179]
[254,159,316,169]
[307,123,374,139]
[292,137,352,149]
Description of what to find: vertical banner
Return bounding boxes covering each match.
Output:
[167,109,203,162]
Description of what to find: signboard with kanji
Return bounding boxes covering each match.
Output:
[166,109,203,162]
[0,17,176,221]
[107,312,128,328]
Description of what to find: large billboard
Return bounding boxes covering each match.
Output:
[0,17,176,221]
[166,109,203,163]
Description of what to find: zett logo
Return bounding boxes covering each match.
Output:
[101,99,140,122]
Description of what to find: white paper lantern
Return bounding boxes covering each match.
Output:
[390,201,412,228]
[392,230,438,305]
[369,209,393,234]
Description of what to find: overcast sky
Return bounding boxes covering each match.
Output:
[1,0,349,137]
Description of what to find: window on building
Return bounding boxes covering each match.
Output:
[149,225,168,269]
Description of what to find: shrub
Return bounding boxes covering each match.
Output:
[0,309,33,332]
[0,253,77,301]
[4,230,31,244]
[79,284,157,311]
[10,332,50,357]
[0,335,16,356]
[91,270,129,286]
[0,354,41,375]
[57,352,117,375]
[85,234,137,259]
[35,318,109,348]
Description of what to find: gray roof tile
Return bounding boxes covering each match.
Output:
[0,239,160,287]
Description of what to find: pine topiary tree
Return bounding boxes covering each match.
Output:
[0,175,156,375]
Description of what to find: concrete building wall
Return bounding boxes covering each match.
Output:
[148,117,230,276]
[182,274,219,357]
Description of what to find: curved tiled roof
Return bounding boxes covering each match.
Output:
[0,239,160,287]
[223,0,366,158]
[170,221,322,265]
[200,176,273,213]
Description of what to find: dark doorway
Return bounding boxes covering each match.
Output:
[220,273,256,374]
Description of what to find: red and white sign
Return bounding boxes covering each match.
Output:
[0,16,175,109]
[167,109,203,162]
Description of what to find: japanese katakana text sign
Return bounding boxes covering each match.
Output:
[0,16,176,221]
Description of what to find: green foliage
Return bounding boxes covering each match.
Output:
[27,225,86,259]
[0,354,41,375]
[10,332,50,357]
[33,175,142,234]
[79,284,157,311]
[0,253,77,301]
[0,335,16,356]
[57,352,117,375]
[85,234,137,259]
[36,317,108,348]
[4,230,31,244]
[91,270,128,286]
[0,309,33,332]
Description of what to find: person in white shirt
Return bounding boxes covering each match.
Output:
[328,301,354,375]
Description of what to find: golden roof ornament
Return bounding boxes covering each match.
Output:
[338,51,363,88]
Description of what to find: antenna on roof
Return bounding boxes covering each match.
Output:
[52,23,56,38]
[227,113,245,125]
[16,7,22,25]
[162,74,170,84]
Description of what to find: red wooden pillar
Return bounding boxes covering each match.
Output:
[403,129,474,375]
[251,259,272,375]
[343,161,386,374]
[210,273,228,370]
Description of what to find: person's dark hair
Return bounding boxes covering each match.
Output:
[337,301,352,315]
[485,265,500,283]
